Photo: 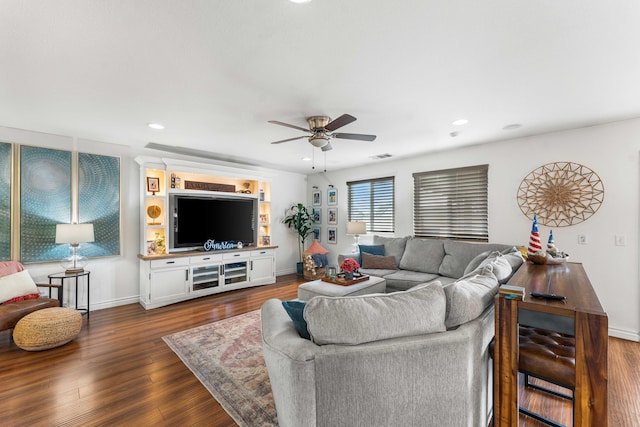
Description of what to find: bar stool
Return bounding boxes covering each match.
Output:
[490,325,576,427]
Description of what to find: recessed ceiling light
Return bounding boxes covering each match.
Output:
[289,0,311,3]
[502,123,522,130]
[451,119,468,126]
[302,157,311,161]
[148,123,165,130]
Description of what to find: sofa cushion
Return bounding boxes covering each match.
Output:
[356,244,385,265]
[304,282,446,345]
[464,247,524,283]
[443,265,499,329]
[381,270,442,291]
[439,240,513,279]
[361,252,397,270]
[0,270,39,304]
[373,235,410,266]
[398,238,445,274]
[281,300,310,340]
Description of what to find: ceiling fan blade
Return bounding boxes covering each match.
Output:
[268,120,311,133]
[270,136,307,144]
[321,142,333,152]
[324,114,357,132]
[333,132,377,141]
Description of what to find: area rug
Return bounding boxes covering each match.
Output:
[162,310,278,426]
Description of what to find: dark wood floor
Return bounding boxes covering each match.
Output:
[1,274,639,426]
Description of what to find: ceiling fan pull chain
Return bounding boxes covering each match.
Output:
[311,147,315,170]
[324,150,327,172]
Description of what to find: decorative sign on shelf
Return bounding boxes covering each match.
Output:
[185,180,236,192]
[203,239,242,251]
[517,162,604,227]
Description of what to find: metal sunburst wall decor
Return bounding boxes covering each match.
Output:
[517,162,604,227]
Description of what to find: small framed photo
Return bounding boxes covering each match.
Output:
[259,213,269,224]
[327,227,337,244]
[327,188,338,206]
[327,207,337,225]
[313,227,321,242]
[312,208,321,224]
[147,177,160,194]
[312,190,322,206]
[261,235,271,246]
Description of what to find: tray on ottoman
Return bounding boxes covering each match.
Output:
[298,275,386,301]
[321,274,369,286]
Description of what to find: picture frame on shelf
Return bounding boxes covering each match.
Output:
[312,190,321,206]
[327,207,337,225]
[259,213,269,224]
[313,227,321,242]
[147,177,160,194]
[327,187,338,205]
[327,227,337,244]
[261,235,271,246]
[312,208,321,224]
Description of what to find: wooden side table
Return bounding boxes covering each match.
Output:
[493,262,608,426]
[48,271,91,318]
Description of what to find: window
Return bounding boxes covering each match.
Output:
[347,177,395,233]
[413,165,488,241]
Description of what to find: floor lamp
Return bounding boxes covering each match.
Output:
[346,221,366,253]
[56,223,95,274]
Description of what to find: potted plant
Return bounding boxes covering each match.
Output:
[282,203,314,275]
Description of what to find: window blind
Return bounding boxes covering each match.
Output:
[413,165,488,241]
[347,176,395,233]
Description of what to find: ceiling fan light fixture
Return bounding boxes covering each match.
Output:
[309,134,329,147]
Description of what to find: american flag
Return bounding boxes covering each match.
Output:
[528,215,542,256]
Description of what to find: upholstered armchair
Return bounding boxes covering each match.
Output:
[0,261,60,332]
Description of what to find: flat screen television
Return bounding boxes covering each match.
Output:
[169,194,257,251]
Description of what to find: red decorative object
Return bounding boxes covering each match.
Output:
[340,258,360,273]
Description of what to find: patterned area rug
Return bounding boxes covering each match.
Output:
[163,310,278,426]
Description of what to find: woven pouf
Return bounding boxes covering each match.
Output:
[13,307,82,351]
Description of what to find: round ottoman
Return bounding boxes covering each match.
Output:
[13,307,83,351]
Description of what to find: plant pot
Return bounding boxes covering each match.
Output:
[296,262,304,276]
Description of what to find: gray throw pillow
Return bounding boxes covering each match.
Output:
[304,282,446,345]
[443,265,499,329]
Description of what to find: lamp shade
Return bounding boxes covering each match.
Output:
[55,223,95,244]
[346,221,366,235]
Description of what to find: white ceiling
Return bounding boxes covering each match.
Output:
[2,1,640,174]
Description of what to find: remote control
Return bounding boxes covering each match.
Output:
[530,292,566,301]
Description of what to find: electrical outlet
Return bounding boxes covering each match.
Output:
[578,234,588,245]
[615,235,626,246]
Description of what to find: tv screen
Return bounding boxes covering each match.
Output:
[170,195,256,250]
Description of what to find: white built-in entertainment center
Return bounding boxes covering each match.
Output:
[136,157,276,309]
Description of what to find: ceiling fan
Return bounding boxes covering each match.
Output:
[268,114,376,151]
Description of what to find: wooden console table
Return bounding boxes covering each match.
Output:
[493,262,608,426]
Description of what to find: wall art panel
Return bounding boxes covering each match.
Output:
[20,146,72,262]
[0,142,11,260]
[78,153,121,256]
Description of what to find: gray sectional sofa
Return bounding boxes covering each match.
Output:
[340,235,519,291]
[261,236,524,426]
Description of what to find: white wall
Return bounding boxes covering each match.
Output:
[0,126,307,311]
[308,118,640,341]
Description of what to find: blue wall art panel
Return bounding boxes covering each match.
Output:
[20,146,72,262]
[78,153,121,257]
[0,142,11,261]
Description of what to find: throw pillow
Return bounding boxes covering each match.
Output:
[356,244,385,265]
[281,300,310,340]
[304,282,446,345]
[305,239,329,255]
[443,265,498,329]
[361,251,398,270]
[0,270,40,304]
[477,251,513,282]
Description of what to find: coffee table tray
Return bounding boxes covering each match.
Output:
[321,274,369,286]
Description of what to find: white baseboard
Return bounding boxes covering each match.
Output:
[609,327,640,342]
[85,296,140,312]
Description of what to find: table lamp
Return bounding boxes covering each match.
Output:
[346,221,366,253]
[55,223,95,274]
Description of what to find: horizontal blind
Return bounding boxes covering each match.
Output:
[347,176,394,233]
[413,165,488,241]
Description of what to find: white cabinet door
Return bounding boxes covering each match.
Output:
[250,249,275,285]
[149,268,188,305]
